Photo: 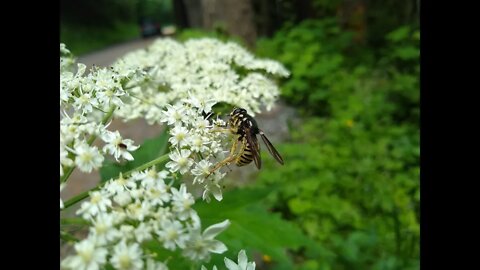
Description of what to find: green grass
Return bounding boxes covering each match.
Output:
[60,21,140,56]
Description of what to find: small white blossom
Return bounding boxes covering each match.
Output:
[160,103,187,125]
[60,183,66,209]
[168,125,190,147]
[110,241,144,270]
[73,144,104,173]
[61,239,108,270]
[224,250,256,270]
[191,160,212,184]
[134,222,152,242]
[171,184,195,220]
[89,214,121,245]
[76,191,112,219]
[165,149,194,174]
[157,219,188,250]
[183,219,230,261]
[102,130,139,161]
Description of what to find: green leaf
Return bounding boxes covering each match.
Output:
[99,129,169,182]
[386,26,411,42]
[195,188,317,269]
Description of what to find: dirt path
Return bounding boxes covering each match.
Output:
[77,36,158,70]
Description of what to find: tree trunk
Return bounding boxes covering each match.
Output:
[183,0,204,28]
[172,0,189,29]
[337,0,367,44]
[200,0,258,47]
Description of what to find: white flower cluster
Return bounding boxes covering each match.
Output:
[112,38,289,124]
[160,99,232,202]
[60,37,289,269]
[62,168,231,270]
[60,44,145,178]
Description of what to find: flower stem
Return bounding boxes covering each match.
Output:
[61,153,170,210]
[60,231,79,243]
[60,105,117,184]
[60,218,91,226]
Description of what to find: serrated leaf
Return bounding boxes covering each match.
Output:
[100,128,169,181]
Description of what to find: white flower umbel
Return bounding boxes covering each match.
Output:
[61,38,289,269]
[113,37,289,123]
[62,169,231,269]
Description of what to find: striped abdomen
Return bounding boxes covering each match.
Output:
[235,141,255,167]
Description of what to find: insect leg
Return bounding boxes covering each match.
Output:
[209,138,241,174]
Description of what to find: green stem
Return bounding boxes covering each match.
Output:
[60,105,117,184]
[61,154,170,210]
[60,231,79,243]
[60,218,91,226]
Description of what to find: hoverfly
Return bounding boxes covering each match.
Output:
[209,107,284,174]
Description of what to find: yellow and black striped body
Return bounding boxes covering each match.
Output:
[228,108,260,167]
[235,138,258,166]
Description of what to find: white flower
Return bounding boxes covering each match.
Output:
[96,87,125,107]
[191,160,212,184]
[89,214,120,245]
[60,43,71,54]
[61,239,108,270]
[113,190,133,207]
[119,225,136,241]
[170,184,195,220]
[73,92,98,115]
[186,94,217,113]
[60,183,66,209]
[104,174,136,196]
[60,144,73,176]
[188,135,209,153]
[165,149,194,174]
[76,191,112,219]
[73,144,104,173]
[224,250,256,270]
[168,125,190,147]
[126,200,151,221]
[110,241,144,270]
[134,222,152,242]
[145,181,171,206]
[202,171,226,202]
[160,103,187,125]
[102,130,139,161]
[157,219,188,250]
[182,219,230,261]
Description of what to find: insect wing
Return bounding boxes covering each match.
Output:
[245,127,262,169]
[259,131,284,165]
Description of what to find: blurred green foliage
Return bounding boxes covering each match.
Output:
[60,22,140,56]
[250,19,419,269]
[82,9,419,268]
[60,0,174,55]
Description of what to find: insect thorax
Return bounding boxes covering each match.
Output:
[229,111,259,140]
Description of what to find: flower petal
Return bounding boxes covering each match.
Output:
[224,257,239,270]
[202,219,230,239]
[238,250,247,269]
[208,240,228,254]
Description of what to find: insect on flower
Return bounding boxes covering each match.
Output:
[209,107,284,174]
